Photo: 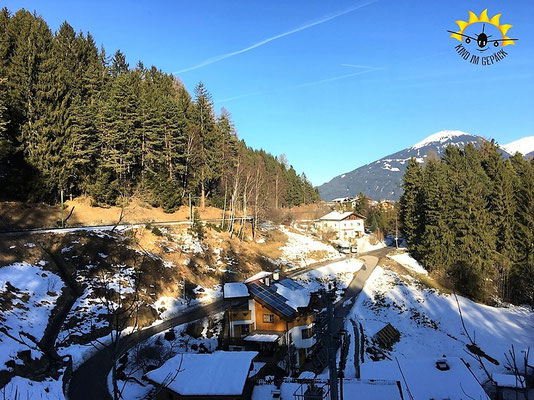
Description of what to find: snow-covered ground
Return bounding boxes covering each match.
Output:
[1,375,66,400]
[345,265,534,387]
[388,252,428,275]
[0,262,64,369]
[296,258,362,300]
[354,234,386,253]
[277,226,342,270]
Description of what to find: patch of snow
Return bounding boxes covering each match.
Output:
[24,242,36,248]
[2,375,66,400]
[0,262,64,369]
[355,235,386,253]
[244,334,280,343]
[98,253,108,258]
[389,252,428,275]
[411,130,472,150]
[61,246,73,254]
[501,136,534,156]
[279,226,341,270]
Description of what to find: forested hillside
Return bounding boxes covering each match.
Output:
[0,8,319,214]
[400,141,534,305]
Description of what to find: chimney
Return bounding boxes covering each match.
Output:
[264,277,270,287]
[273,269,280,281]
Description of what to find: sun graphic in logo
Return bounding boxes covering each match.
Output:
[448,9,517,53]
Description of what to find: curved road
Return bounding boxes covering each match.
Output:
[67,246,392,400]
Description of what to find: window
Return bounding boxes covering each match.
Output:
[302,327,313,339]
[263,313,274,323]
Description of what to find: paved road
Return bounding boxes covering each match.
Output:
[0,217,253,237]
[67,300,225,400]
[66,246,392,400]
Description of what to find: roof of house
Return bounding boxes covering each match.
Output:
[398,357,489,400]
[248,282,297,319]
[146,351,258,396]
[223,282,249,299]
[319,211,366,221]
[244,271,273,283]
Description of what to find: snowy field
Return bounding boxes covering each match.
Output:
[354,235,386,253]
[0,262,64,369]
[388,252,428,275]
[295,258,362,297]
[0,262,66,399]
[345,264,534,387]
[278,226,342,269]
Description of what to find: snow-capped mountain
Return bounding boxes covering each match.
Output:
[318,130,496,201]
[501,136,534,159]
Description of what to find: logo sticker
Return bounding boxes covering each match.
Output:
[447,9,518,66]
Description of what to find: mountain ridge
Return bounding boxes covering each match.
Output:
[318,130,522,201]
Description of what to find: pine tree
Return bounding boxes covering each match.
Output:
[400,158,425,258]
[419,158,453,273]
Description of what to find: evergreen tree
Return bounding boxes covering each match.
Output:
[399,158,424,258]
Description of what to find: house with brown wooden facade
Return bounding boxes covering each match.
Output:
[222,271,318,371]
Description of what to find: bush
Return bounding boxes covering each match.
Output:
[190,209,205,240]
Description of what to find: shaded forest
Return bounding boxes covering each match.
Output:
[400,141,534,305]
[0,8,319,216]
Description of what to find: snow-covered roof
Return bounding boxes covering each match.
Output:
[244,333,280,343]
[273,280,311,311]
[492,373,526,388]
[223,282,249,299]
[146,351,258,396]
[319,211,362,221]
[398,357,489,400]
[245,271,272,283]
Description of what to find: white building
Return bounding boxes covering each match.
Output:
[316,211,366,240]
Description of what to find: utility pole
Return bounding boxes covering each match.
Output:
[395,214,399,249]
[60,189,64,228]
[326,289,339,400]
[189,193,193,225]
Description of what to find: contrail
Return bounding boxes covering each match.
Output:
[288,67,384,89]
[341,63,382,69]
[214,67,383,104]
[174,0,377,74]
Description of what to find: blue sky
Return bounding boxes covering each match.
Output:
[8,0,534,185]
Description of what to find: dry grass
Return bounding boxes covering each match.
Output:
[284,202,331,221]
[0,196,227,230]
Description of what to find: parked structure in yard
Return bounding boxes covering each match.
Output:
[222,271,318,370]
[146,351,258,399]
[315,211,366,240]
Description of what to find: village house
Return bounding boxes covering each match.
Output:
[222,271,318,370]
[315,211,366,240]
[146,351,258,400]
